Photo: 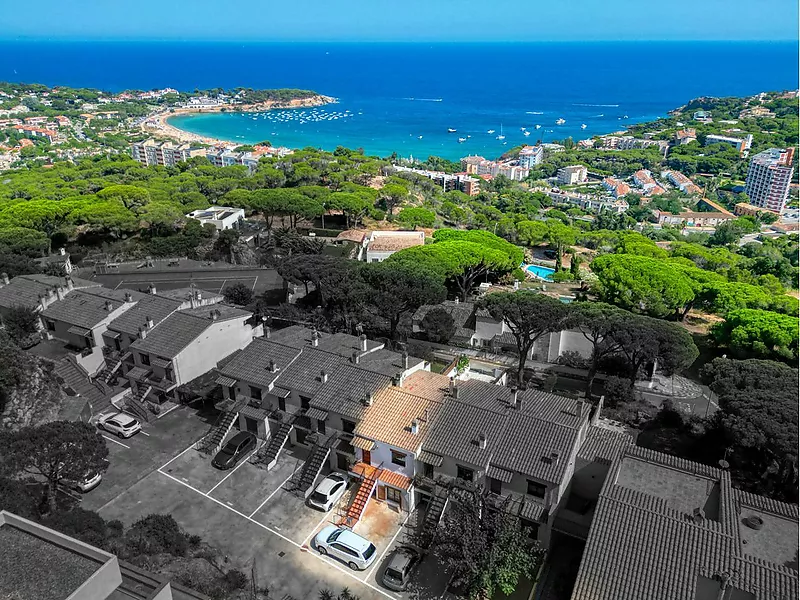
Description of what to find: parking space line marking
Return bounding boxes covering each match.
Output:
[206,448,257,495]
[302,509,335,548]
[247,464,305,518]
[251,275,258,291]
[159,440,199,472]
[217,279,227,293]
[102,435,130,448]
[156,469,395,600]
[139,431,151,437]
[159,403,180,417]
[365,512,411,580]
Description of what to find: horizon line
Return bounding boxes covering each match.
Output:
[2,37,798,44]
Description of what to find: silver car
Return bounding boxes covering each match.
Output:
[308,473,348,511]
[97,412,142,438]
[315,525,377,570]
[381,546,422,591]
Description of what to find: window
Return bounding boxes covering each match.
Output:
[278,397,286,412]
[139,353,150,366]
[301,396,310,410]
[490,477,503,495]
[342,419,356,434]
[46,320,56,331]
[457,465,474,482]
[249,386,262,400]
[423,462,434,478]
[391,450,406,467]
[385,486,402,505]
[527,480,546,499]
[317,419,326,434]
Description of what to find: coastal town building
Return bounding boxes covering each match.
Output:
[663,169,703,195]
[518,144,544,168]
[557,165,588,185]
[392,165,480,196]
[570,446,799,600]
[602,177,631,198]
[632,169,665,196]
[705,133,753,155]
[131,139,205,167]
[13,125,59,143]
[692,109,713,122]
[745,148,795,213]
[0,510,208,600]
[734,201,780,218]
[598,135,669,153]
[655,210,736,228]
[185,206,245,230]
[365,230,425,262]
[739,105,775,119]
[0,273,99,324]
[459,155,530,181]
[33,247,74,274]
[674,128,697,145]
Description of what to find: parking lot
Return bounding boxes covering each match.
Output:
[93,426,449,599]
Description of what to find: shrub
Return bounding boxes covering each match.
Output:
[125,514,189,557]
[223,282,254,306]
[551,270,574,283]
[556,350,590,370]
[603,376,635,408]
[422,307,456,344]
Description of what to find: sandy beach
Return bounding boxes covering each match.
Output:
[141,94,336,146]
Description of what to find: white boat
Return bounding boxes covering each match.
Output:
[623,115,629,119]
[487,129,495,134]
[520,127,527,131]
[556,118,566,125]
[447,128,457,133]
[418,135,423,139]
[523,131,531,136]
[534,124,542,129]
[496,125,505,140]
[581,124,587,129]
[458,137,467,143]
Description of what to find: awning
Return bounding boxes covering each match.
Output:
[239,404,269,421]
[272,387,291,399]
[103,331,121,339]
[151,356,171,369]
[67,325,91,337]
[378,469,412,491]
[487,464,514,483]
[519,499,546,523]
[126,366,149,380]
[352,436,376,451]
[417,450,443,467]
[215,375,238,387]
[306,408,328,421]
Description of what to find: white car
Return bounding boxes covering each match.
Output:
[63,472,102,493]
[97,412,141,438]
[308,473,348,511]
[314,525,377,570]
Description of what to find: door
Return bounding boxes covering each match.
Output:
[362,449,371,465]
[245,417,258,434]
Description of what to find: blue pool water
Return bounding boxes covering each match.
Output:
[525,264,555,280]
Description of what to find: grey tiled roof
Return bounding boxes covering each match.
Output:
[578,425,633,463]
[310,363,392,420]
[107,293,181,336]
[0,274,98,310]
[41,287,133,330]
[357,348,424,378]
[571,446,799,600]
[216,338,302,389]
[272,347,348,397]
[130,305,250,359]
[423,399,507,469]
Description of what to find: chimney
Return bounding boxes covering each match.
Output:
[449,379,455,395]
[268,359,278,373]
[477,433,487,450]
[410,419,419,435]
[59,247,66,256]
[692,507,705,524]
[510,388,519,408]
[148,283,157,295]
[359,334,368,352]
[265,327,271,339]
[320,370,329,383]
[452,384,460,399]
[312,330,319,347]
[592,395,604,426]
[105,300,113,312]
[364,391,373,406]
[195,290,202,300]
[138,326,147,340]
[1,272,8,285]
[64,276,73,291]
[124,291,133,302]
[576,400,585,419]
[38,294,46,311]
[352,351,360,364]
[402,351,409,370]
[146,316,154,329]
[47,287,56,299]
[454,297,459,305]
[56,286,65,301]
[210,309,220,321]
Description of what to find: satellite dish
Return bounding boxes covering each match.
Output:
[718,459,730,469]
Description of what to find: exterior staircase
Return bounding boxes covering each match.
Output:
[338,467,379,529]
[126,385,152,423]
[196,409,239,455]
[297,444,331,498]
[260,422,294,471]
[420,485,449,547]
[95,356,122,384]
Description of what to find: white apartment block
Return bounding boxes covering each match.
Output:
[131,139,205,167]
[557,165,588,185]
[518,145,544,168]
[745,148,795,213]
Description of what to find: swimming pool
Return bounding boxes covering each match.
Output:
[525,264,556,280]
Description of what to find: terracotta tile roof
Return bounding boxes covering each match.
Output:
[367,234,425,252]
[336,229,370,243]
[400,370,451,403]
[354,387,440,452]
[378,469,412,491]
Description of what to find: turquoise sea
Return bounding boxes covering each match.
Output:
[1,41,797,160]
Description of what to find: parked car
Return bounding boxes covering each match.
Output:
[308,473,348,511]
[63,472,102,493]
[314,525,377,570]
[381,545,422,591]
[212,431,256,470]
[97,412,141,438]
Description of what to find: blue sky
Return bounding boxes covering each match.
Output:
[1,0,798,41]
